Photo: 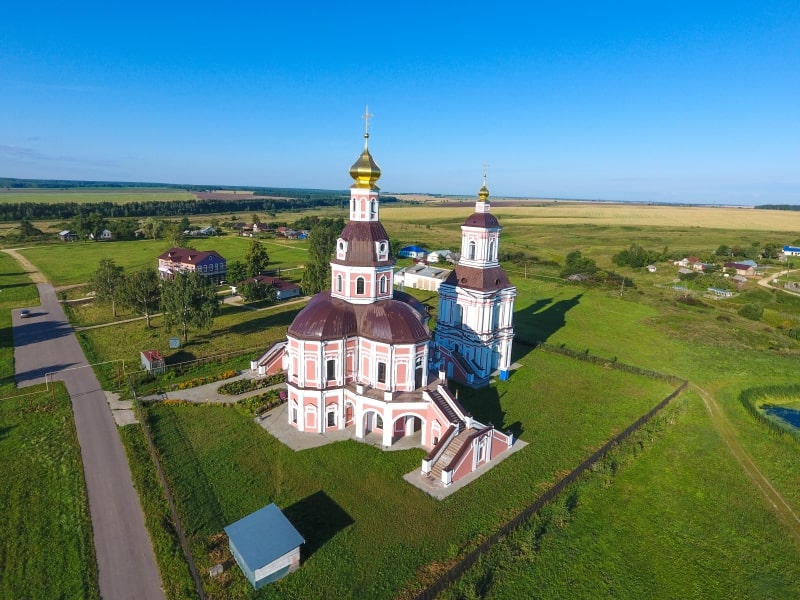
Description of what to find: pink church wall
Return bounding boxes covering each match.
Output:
[490,432,510,459]
[453,445,475,481]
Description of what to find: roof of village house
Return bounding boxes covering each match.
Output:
[287,291,429,343]
[444,265,511,291]
[224,503,304,571]
[141,350,164,362]
[330,221,393,267]
[239,275,301,292]
[158,247,224,264]
[725,261,755,270]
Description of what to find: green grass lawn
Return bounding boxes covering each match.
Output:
[0,384,99,599]
[143,349,672,599]
[17,236,310,286]
[446,392,800,599]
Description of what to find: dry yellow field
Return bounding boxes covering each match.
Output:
[383,202,800,232]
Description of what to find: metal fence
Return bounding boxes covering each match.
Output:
[412,371,688,600]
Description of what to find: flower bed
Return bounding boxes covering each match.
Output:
[216,372,286,396]
[236,389,287,416]
[168,370,239,392]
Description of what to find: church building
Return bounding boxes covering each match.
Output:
[435,176,517,387]
[252,117,515,487]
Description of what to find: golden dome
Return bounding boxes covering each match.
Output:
[349,133,382,189]
[478,174,490,202]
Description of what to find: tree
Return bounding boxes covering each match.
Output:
[141,217,163,240]
[245,239,270,278]
[119,268,161,328]
[715,244,730,257]
[227,260,247,285]
[164,222,186,248]
[240,281,278,303]
[161,272,220,342]
[301,218,344,295]
[89,258,124,317]
[560,250,598,278]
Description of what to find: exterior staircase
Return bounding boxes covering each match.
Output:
[428,388,464,428]
[429,429,473,480]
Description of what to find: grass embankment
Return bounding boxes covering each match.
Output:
[118,424,197,599]
[0,386,99,599]
[0,251,40,392]
[446,392,800,598]
[143,349,671,599]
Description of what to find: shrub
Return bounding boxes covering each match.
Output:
[738,303,764,321]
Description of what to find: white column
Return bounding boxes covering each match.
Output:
[382,409,392,446]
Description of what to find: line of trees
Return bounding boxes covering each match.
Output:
[301,218,345,295]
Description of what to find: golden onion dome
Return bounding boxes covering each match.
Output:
[478,175,490,202]
[349,133,382,189]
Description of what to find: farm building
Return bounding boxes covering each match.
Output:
[140,350,165,374]
[784,246,800,257]
[394,264,451,291]
[224,503,304,589]
[251,123,516,488]
[397,245,428,259]
[58,230,79,242]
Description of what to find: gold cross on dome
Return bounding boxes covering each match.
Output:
[362,105,374,135]
[482,162,490,184]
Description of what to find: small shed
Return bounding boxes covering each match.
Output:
[140,350,165,374]
[224,503,305,589]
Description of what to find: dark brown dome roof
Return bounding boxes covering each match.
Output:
[463,212,500,228]
[331,221,394,267]
[358,300,430,344]
[287,293,357,340]
[288,292,430,343]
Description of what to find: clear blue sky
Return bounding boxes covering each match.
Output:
[2,2,799,204]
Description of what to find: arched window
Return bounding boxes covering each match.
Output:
[356,277,365,295]
[336,274,343,292]
[371,200,377,216]
[468,241,476,260]
[379,276,386,294]
[351,199,355,213]
[488,240,495,260]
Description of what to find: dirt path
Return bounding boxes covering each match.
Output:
[693,384,800,543]
[2,247,49,283]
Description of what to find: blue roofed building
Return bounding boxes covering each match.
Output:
[397,245,428,259]
[224,503,305,589]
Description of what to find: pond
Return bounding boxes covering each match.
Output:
[763,405,800,433]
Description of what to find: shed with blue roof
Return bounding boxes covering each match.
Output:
[224,503,305,589]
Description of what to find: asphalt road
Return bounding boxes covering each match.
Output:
[13,283,165,600]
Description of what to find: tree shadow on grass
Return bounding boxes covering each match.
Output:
[283,490,354,561]
[0,425,14,442]
[226,308,301,336]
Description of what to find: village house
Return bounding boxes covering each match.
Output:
[725,261,757,277]
[58,229,79,242]
[397,245,429,259]
[157,247,227,283]
[140,350,166,374]
[89,229,113,241]
[231,275,302,300]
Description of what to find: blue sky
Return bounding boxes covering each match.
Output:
[1,2,799,204]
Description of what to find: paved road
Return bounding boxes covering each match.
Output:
[12,283,165,600]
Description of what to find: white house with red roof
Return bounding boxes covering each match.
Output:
[251,119,515,488]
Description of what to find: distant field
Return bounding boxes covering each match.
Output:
[0,188,197,204]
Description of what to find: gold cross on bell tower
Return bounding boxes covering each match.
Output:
[362,105,374,135]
